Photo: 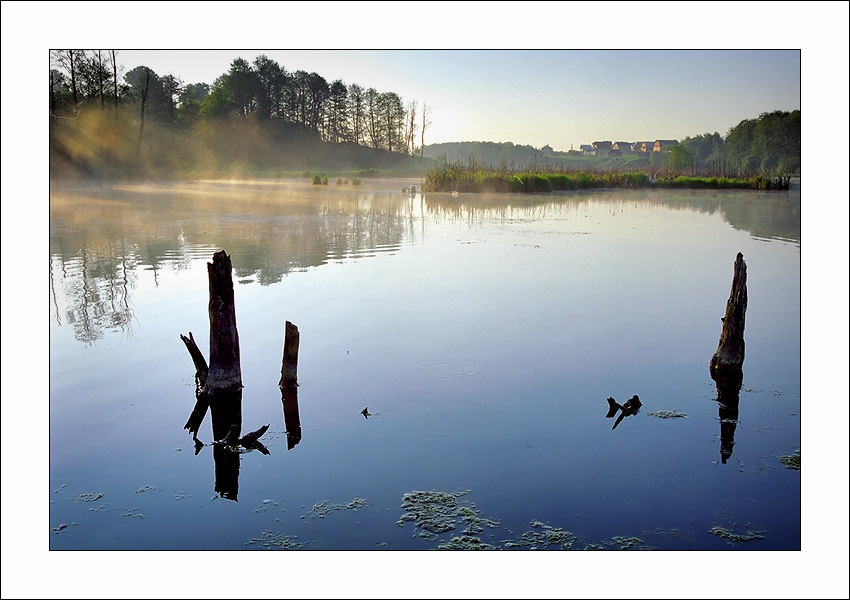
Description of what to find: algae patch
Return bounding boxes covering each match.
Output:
[647,410,688,419]
[502,520,578,550]
[777,449,800,471]
[308,497,367,519]
[709,525,765,545]
[397,489,499,539]
[438,535,496,550]
[246,531,311,550]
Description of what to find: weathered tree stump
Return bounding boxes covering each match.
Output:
[710,252,747,377]
[279,321,300,388]
[204,250,242,394]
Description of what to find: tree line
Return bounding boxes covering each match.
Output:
[49,51,433,158]
[676,110,800,175]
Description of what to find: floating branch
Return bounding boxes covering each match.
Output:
[180,331,208,389]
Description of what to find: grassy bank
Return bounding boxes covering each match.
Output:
[422,165,792,193]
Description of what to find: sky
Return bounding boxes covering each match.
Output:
[115,48,801,151]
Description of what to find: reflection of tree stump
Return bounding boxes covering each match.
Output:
[710,253,747,377]
[714,369,743,464]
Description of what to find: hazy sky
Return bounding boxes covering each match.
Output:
[116,48,800,151]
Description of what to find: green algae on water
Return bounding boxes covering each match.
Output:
[438,535,496,550]
[246,531,310,550]
[777,449,800,470]
[398,489,499,537]
[709,525,765,544]
[648,410,689,419]
[308,497,367,519]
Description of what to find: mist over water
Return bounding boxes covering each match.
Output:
[49,179,800,550]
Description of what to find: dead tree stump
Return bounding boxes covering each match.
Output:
[710,252,747,377]
[204,250,242,395]
[279,321,300,388]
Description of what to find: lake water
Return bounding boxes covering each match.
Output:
[48,178,801,552]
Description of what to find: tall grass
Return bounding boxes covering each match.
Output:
[422,163,790,193]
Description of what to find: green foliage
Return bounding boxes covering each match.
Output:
[312,175,322,185]
[725,111,800,175]
[667,145,695,172]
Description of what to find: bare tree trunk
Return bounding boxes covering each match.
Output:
[110,50,119,117]
[710,252,747,376]
[136,67,150,169]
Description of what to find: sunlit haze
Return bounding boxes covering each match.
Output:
[114,48,801,151]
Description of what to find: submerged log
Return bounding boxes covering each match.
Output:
[710,252,748,377]
[279,321,300,388]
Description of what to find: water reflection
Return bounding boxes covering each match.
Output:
[281,386,302,450]
[713,369,744,464]
[49,180,800,345]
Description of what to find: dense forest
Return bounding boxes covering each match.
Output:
[49,50,434,179]
[49,51,799,180]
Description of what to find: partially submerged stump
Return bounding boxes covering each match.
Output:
[279,321,300,388]
[710,252,747,377]
[204,250,242,394]
[710,253,747,464]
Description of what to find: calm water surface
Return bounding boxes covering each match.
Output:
[48,178,801,550]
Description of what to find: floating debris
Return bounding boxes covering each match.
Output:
[777,449,800,470]
[709,525,765,544]
[121,508,145,519]
[246,531,311,550]
[647,410,689,419]
[308,497,367,519]
[76,492,103,503]
[255,499,280,513]
[51,523,69,533]
[173,493,187,501]
[136,485,155,493]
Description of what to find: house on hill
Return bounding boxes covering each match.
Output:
[653,139,679,152]
[610,141,632,156]
[633,141,654,153]
[592,141,613,155]
[579,144,594,154]
[540,144,553,155]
